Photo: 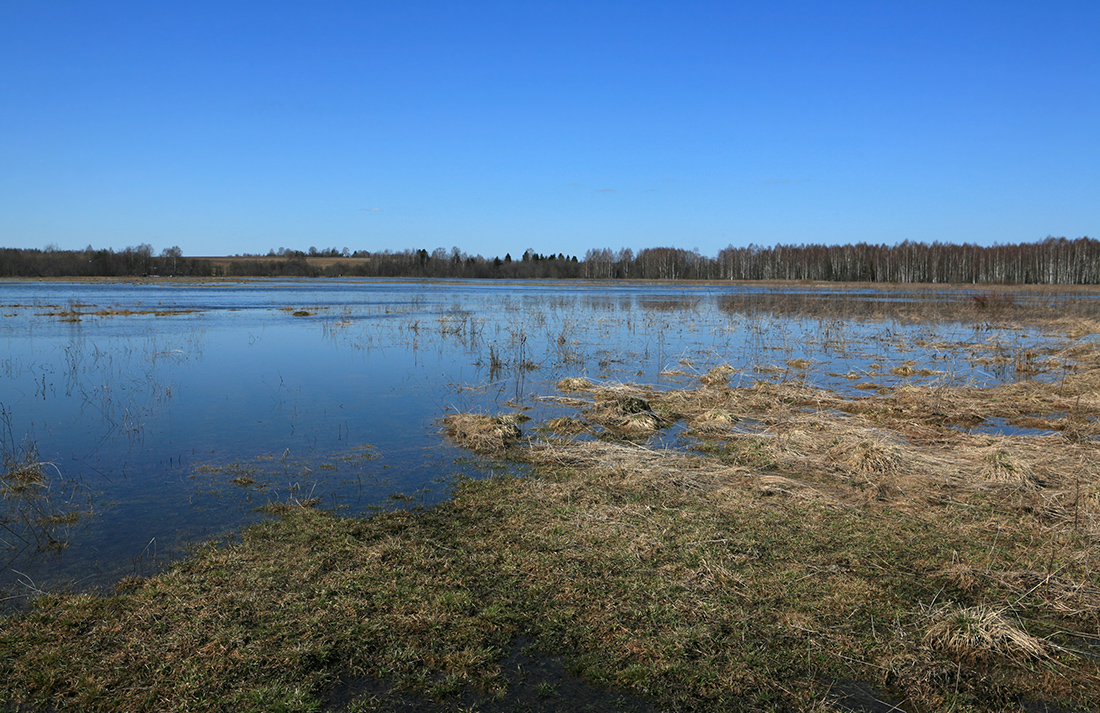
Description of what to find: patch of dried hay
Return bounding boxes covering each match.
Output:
[1059,317,1100,340]
[824,434,908,501]
[891,363,918,377]
[621,412,660,434]
[587,392,664,436]
[771,427,820,457]
[700,364,735,387]
[442,413,523,452]
[923,604,1049,663]
[691,409,736,433]
[979,444,1039,489]
[557,377,594,393]
[837,439,902,476]
[545,416,590,435]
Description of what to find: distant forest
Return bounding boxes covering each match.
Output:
[1,237,1098,284]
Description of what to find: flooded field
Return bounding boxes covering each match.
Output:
[2,278,1099,603]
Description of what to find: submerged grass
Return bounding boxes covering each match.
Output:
[1,420,87,564]
[7,341,1100,710]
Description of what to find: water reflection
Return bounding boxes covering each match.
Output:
[0,279,1092,602]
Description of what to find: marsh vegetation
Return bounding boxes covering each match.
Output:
[3,279,1100,711]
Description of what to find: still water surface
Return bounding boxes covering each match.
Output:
[0,279,1089,602]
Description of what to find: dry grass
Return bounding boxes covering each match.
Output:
[689,409,737,433]
[978,441,1040,488]
[923,604,1050,664]
[556,376,594,392]
[544,415,590,435]
[833,437,903,476]
[572,387,668,437]
[567,376,1100,525]
[699,363,735,387]
[442,413,525,452]
[8,332,1100,712]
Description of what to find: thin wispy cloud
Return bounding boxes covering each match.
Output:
[763,179,812,185]
[595,189,616,193]
[359,208,383,212]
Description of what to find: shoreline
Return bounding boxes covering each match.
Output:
[5,362,1100,711]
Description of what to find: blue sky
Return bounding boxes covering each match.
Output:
[2,1,1097,259]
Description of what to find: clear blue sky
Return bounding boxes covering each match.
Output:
[2,1,1097,258]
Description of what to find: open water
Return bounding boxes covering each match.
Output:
[0,279,1090,602]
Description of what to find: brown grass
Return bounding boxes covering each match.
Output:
[8,325,1100,711]
[689,409,737,433]
[583,389,666,437]
[544,416,591,435]
[979,441,1039,488]
[700,363,735,387]
[556,376,594,392]
[442,413,525,452]
[923,604,1050,664]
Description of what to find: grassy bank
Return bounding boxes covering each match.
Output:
[5,358,1100,710]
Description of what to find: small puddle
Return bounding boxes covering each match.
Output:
[950,417,1060,438]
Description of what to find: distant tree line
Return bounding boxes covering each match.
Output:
[0,244,206,278]
[585,237,1100,283]
[1,237,1097,284]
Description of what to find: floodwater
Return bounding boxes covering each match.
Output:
[0,279,1094,602]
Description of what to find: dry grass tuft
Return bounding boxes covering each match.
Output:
[544,416,590,435]
[700,364,735,387]
[937,563,980,593]
[752,475,844,507]
[923,604,1049,663]
[583,390,666,437]
[691,409,737,433]
[557,377,594,392]
[836,438,903,475]
[621,412,660,433]
[891,362,918,377]
[442,413,524,452]
[1059,317,1100,339]
[980,443,1039,488]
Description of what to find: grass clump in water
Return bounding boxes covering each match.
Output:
[442,412,525,452]
[556,376,594,392]
[689,409,737,434]
[544,416,590,436]
[1,432,85,560]
[699,363,735,387]
[585,389,665,438]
